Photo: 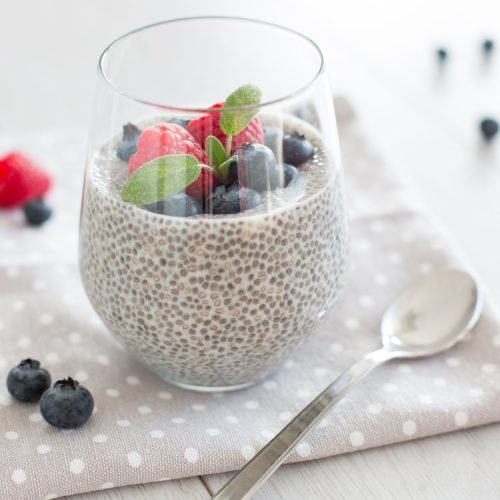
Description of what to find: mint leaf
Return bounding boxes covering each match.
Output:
[205,135,228,167]
[121,154,201,205]
[215,154,238,182]
[220,84,262,137]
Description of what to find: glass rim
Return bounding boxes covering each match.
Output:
[97,16,325,113]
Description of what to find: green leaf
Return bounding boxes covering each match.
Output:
[214,154,238,182]
[121,154,201,205]
[205,135,228,167]
[220,84,262,137]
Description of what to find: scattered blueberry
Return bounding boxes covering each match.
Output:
[263,126,282,156]
[283,163,300,187]
[117,123,141,161]
[40,377,94,429]
[437,48,448,62]
[207,184,261,214]
[6,359,51,402]
[23,198,52,226]
[143,192,202,217]
[236,143,278,192]
[168,117,190,129]
[283,133,315,167]
[482,38,495,54]
[480,118,499,141]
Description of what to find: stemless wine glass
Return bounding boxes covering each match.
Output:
[79,17,348,391]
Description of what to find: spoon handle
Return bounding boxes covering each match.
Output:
[213,348,394,500]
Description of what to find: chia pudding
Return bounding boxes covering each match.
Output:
[79,113,348,390]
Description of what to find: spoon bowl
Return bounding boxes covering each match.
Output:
[382,269,482,356]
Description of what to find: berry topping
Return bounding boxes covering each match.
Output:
[129,123,215,201]
[129,123,208,174]
[263,126,282,156]
[234,143,278,193]
[482,38,495,54]
[6,358,51,402]
[187,103,264,155]
[207,183,261,215]
[185,168,218,201]
[23,198,52,226]
[143,192,202,217]
[282,133,315,166]
[283,163,300,187]
[40,377,94,429]
[117,123,141,161]
[168,117,190,129]
[437,48,448,62]
[480,118,499,141]
[0,152,52,208]
[121,85,263,210]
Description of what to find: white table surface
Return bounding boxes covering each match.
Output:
[1,1,500,498]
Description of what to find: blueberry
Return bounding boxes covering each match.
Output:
[168,117,190,129]
[6,358,51,402]
[283,163,300,187]
[437,48,448,62]
[143,193,202,217]
[482,39,495,54]
[40,377,94,429]
[116,123,141,161]
[23,198,52,226]
[207,184,261,214]
[480,118,499,141]
[263,126,282,156]
[236,143,278,192]
[228,160,239,183]
[283,133,315,166]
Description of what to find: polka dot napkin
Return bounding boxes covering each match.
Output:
[1,100,500,500]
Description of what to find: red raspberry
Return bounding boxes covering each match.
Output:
[0,152,52,208]
[187,103,264,155]
[129,123,216,201]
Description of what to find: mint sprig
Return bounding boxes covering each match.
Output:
[215,154,237,183]
[220,84,262,137]
[205,135,228,168]
[220,84,262,155]
[121,154,201,205]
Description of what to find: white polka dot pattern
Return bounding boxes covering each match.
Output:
[11,469,26,484]
[402,421,417,436]
[127,451,142,468]
[184,448,199,463]
[149,430,164,439]
[454,411,469,427]
[296,443,312,457]
[205,428,221,436]
[240,445,255,460]
[69,459,85,475]
[350,431,365,447]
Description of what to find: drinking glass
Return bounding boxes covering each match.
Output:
[79,17,348,391]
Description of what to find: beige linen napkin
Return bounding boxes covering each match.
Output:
[0,101,499,499]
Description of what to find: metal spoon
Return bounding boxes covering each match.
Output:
[213,269,482,500]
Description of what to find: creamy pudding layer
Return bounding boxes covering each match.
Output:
[79,115,348,388]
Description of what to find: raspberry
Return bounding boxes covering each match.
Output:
[0,152,52,208]
[187,103,264,155]
[129,123,208,174]
[129,122,217,200]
